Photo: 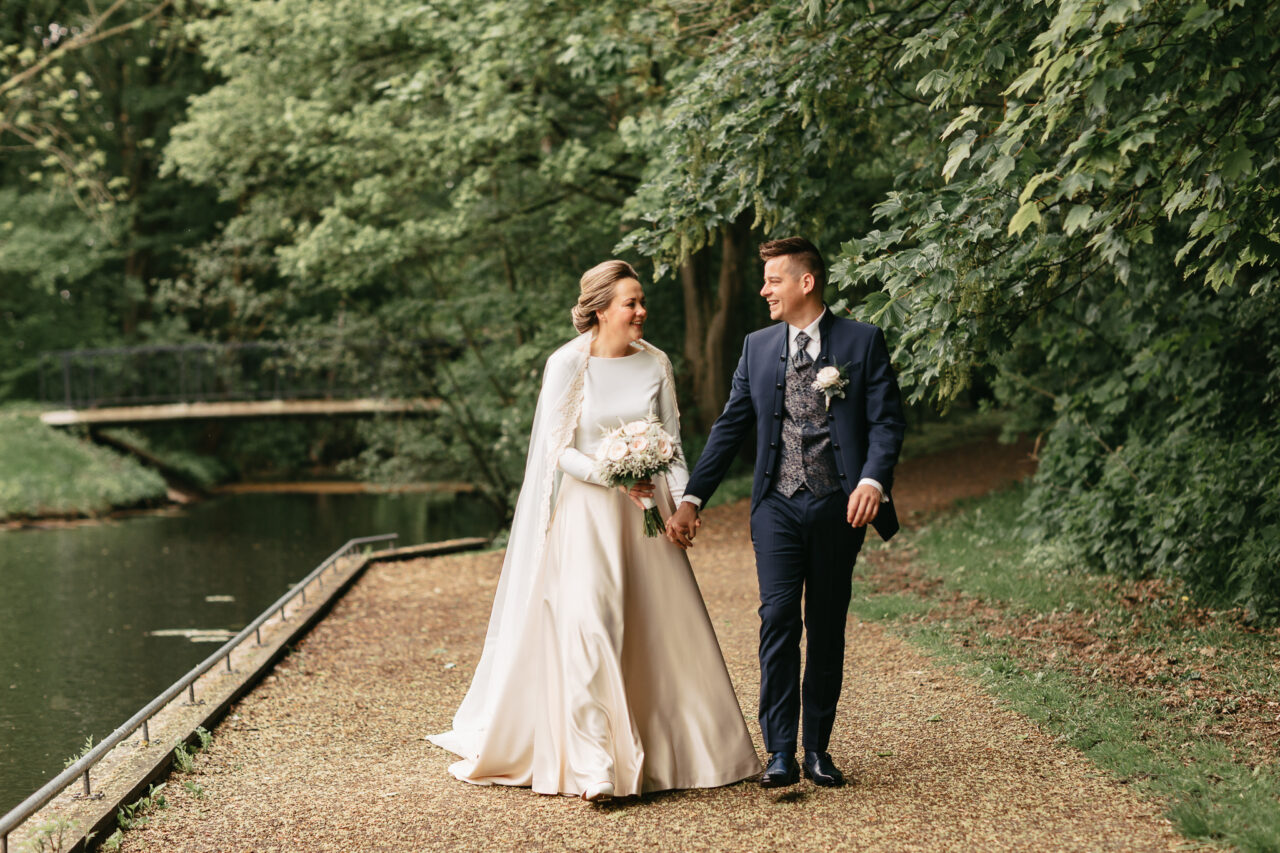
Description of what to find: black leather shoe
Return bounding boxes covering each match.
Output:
[759,751,800,788]
[802,750,846,787]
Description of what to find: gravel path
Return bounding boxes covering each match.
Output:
[120,436,1181,852]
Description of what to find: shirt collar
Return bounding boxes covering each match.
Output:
[788,308,827,345]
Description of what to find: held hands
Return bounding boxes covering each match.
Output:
[665,501,702,550]
[846,483,882,529]
[619,478,655,510]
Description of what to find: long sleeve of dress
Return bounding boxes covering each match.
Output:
[657,364,689,504]
[559,447,604,485]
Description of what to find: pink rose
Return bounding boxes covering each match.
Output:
[607,439,629,461]
[624,420,649,436]
[657,437,674,460]
[629,436,650,453]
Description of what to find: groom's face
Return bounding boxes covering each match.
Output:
[761,256,814,325]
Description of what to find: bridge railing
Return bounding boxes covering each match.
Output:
[38,340,423,410]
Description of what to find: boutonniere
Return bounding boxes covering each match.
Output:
[811,364,850,410]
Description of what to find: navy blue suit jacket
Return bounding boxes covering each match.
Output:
[685,310,907,540]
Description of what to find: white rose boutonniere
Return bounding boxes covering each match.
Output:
[812,364,850,410]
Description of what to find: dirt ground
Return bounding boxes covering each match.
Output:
[118,435,1184,852]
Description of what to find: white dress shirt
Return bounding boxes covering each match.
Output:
[682,310,887,509]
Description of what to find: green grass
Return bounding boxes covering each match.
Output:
[856,484,1280,853]
[899,406,1008,461]
[911,486,1102,610]
[703,471,753,509]
[0,410,167,520]
[848,587,936,621]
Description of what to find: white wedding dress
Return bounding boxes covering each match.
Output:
[428,339,759,797]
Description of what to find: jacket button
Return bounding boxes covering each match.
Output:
[774,412,781,419]
[828,413,835,421]
[770,441,777,448]
[839,473,848,479]
[821,355,829,362]
[833,444,840,450]
[765,470,772,477]
[775,383,783,390]
[779,355,786,361]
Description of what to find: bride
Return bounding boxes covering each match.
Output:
[428,260,760,801]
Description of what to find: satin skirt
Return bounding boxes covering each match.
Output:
[431,475,760,797]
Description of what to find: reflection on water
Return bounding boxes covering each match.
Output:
[0,491,497,815]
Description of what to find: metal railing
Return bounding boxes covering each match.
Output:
[0,532,398,853]
[37,339,453,410]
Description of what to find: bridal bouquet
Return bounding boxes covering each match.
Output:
[594,416,678,537]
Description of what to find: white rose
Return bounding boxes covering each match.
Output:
[624,419,649,436]
[607,439,629,461]
[629,436,650,453]
[657,437,674,460]
[815,366,841,387]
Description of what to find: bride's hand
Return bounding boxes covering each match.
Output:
[619,478,654,509]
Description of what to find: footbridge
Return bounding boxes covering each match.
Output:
[37,341,442,426]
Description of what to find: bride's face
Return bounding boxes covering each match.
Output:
[596,278,647,342]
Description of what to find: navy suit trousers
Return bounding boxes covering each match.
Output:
[750,487,866,754]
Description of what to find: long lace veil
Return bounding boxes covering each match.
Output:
[428,332,592,755]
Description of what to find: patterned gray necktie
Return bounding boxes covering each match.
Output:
[792,331,813,370]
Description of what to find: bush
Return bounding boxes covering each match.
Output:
[1017,279,1280,624]
[1027,429,1280,623]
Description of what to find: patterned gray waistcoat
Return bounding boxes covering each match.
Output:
[776,360,840,497]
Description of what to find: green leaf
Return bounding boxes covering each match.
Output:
[1009,201,1043,236]
[916,68,951,96]
[988,155,1017,184]
[1042,53,1075,88]
[1019,171,1056,205]
[942,132,975,183]
[1004,65,1044,97]
[941,106,983,141]
[1063,204,1094,235]
[1220,144,1253,180]
[1118,130,1156,156]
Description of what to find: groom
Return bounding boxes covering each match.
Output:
[667,237,905,788]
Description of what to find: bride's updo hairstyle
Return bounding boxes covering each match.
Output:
[572,260,639,334]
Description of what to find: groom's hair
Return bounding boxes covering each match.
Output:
[759,237,825,290]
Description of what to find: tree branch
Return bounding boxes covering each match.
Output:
[0,0,174,97]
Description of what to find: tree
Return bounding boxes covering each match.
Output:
[621,0,1280,620]
[0,0,222,398]
[837,0,1280,620]
[616,2,913,428]
[164,0,685,514]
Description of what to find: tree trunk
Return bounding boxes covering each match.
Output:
[681,212,753,434]
[117,54,154,337]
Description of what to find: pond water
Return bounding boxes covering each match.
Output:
[0,490,498,816]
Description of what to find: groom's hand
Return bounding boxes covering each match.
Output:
[666,501,701,550]
[847,484,881,528]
